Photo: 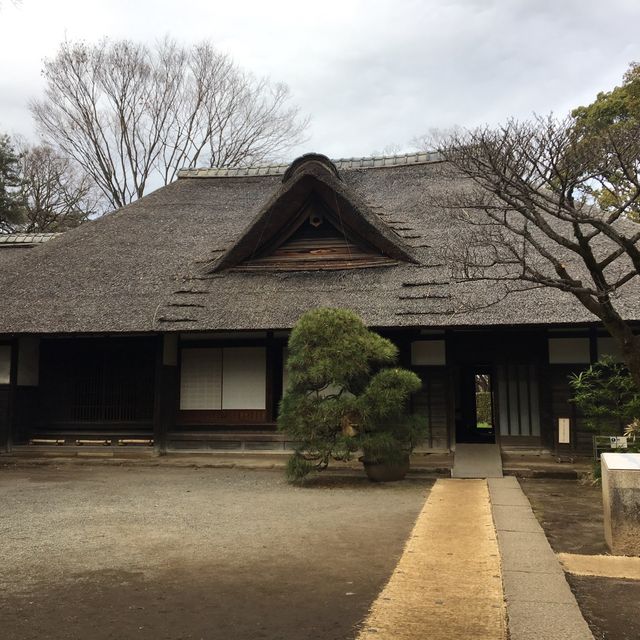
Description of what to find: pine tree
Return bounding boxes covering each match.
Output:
[0,134,25,233]
[278,308,425,481]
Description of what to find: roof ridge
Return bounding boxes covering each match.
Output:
[177,151,443,179]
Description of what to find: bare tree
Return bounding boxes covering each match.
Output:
[31,38,309,209]
[18,143,102,232]
[423,116,640,387]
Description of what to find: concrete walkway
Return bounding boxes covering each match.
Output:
[452,443,503,478]
[357,479,506,640]
[488,477,594,640]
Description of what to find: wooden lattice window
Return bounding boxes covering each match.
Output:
[40,339,156,424]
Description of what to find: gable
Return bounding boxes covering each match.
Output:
[210,153,416,273]
[234,195,398,271]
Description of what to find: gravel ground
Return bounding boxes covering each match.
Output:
[0,465,432,640]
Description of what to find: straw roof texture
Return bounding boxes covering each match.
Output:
[1,154,638,334]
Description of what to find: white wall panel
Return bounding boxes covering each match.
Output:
[411,340,446,366]
[0,345,11,385]
[548,338,590,364]
[222,347,266,410]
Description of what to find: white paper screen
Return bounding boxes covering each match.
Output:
[222,347,266,410]
[179,348,222,409]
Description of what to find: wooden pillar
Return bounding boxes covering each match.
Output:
[153,334,179,455]
[444,330,455,450]
[589,326,599,363]
[396,331,412,369]
[266,331,283,424]
[0,339,17,452]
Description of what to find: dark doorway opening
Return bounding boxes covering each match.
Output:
[455,366,496,443]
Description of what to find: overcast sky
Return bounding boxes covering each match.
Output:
[1,0,639,160]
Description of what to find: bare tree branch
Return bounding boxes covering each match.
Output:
[31,38,310,210]
[418,116,640,386]
[17,142,102,232]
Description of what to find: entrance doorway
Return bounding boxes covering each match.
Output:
[455,367,496,443]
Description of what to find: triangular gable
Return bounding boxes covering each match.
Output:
[210,153,416,272]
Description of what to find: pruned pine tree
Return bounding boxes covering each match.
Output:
[278,308,424,481]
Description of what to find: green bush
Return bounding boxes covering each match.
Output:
[569,357,640,434]
[476,391,492,426]
[278,308,426,481]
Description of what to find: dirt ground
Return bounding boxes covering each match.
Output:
[520,478,640,640]
[0,465,431,640]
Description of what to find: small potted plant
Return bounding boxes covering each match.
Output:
[278,307,425,482]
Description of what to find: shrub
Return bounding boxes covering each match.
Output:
[278,308,425,481]
[569,356,640,434]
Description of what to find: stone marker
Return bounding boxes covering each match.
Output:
[601,452,640,556]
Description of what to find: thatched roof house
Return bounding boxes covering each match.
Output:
[0,153,636,455]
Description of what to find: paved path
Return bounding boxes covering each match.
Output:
[452,443,503,478]
[488,477,594,640]
[357,479,506,640]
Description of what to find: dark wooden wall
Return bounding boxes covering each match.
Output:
[548,365,594,454]
[0,387,10,451]
[18,337,157,441]
[3,327,613,455]
[412,367,449,449]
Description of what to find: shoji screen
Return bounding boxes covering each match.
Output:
[180,347,266,410]
[179,348,222,409]
[222,347,266,410]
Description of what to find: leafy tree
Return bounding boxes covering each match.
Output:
[0,133,25,233]
[278,308,425,481]
[31,38,309,210]
[572,63,640,220]
[569,357,640,434]
[573,64,640,130]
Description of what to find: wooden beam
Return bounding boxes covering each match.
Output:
[153,339,163,454]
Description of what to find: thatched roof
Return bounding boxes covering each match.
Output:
[0,233,61,279]
[0,153,639,335]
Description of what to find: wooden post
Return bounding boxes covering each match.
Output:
[266,331,283,424]
[0,339,17,452]
[153,334,179,455]
[589,325,599,364]
[9,338,18,451]
[444,330,455,451]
